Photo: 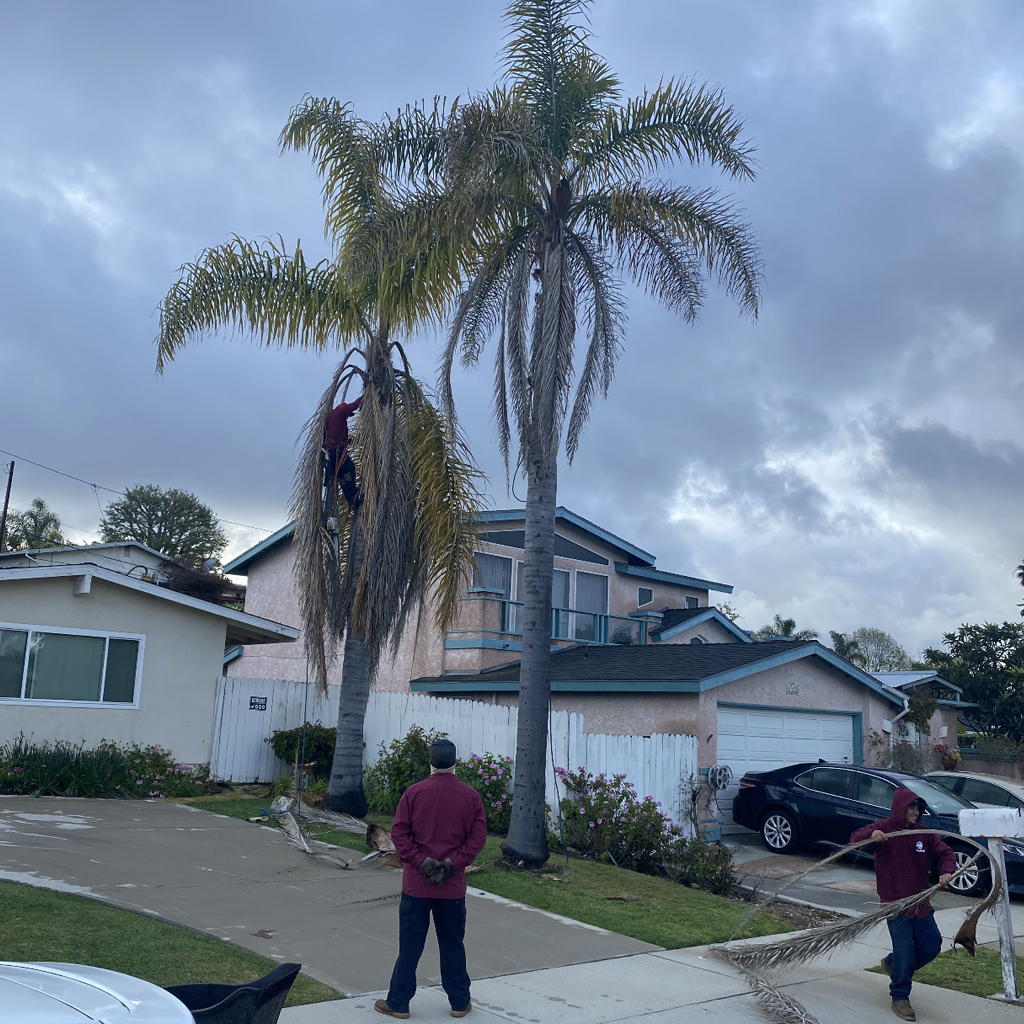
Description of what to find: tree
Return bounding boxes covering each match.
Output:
[752,615,818,641]
[829,630,867,668]
[848,627,911,672]
[100,485,227,567]
[718,602,741,623]
[6,498,68,550]
[156,123,480,813]
[402,0,759,865]
[926,622,1024,742]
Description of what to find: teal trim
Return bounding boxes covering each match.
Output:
[412,678,700,693]
[465,587,505,596]
[614,562,733,595]
[478,507,656,565]
[716,701,865,765]
[223,645,243,666]
[699,644,905,707]
[652,608,751,643]
[444,638,522,652]
[223,522,295,575]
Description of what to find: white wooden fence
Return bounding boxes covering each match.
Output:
[210,677,698,824]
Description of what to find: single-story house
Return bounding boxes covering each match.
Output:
[871,670,973,746]
[0,563,298,764]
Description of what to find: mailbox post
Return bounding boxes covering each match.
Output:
[958,807,1023,1005]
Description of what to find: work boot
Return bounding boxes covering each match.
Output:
[374,999,410,1019]
[451,1002,472,1018]
[891,1000,915,1021]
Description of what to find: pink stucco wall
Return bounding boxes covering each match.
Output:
[657,618,738,645]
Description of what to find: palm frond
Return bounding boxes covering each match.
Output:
[563,230,625,461]
[581,182,761,319]
[574,78,756,188]
[155,237,364,372]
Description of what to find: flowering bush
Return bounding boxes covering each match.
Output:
[456,752,513,835]
[0,735,211,798]
[555,767,676,874]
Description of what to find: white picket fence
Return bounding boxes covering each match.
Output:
[210,676,698,824]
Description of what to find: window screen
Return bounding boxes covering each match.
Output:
[473,552,512,597]
[857,774,897,810]
[575,572,608,614]
[0,629,27,698]
[25,632,105,702]
[685,596,700,609]
[103,639,140,703]
[638,587,653,607]
[799,768,855,799]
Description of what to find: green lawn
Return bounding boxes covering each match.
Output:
[0,881,339,1006]
[869,947,1023,999]
[177,795,791,949]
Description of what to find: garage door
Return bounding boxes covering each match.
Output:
[716,706,855,827]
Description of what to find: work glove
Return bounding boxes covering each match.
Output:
[419,857,444,884]
[437,858,455,885]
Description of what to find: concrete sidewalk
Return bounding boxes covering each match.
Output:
[283,910,1022,1024]
[0,796,654,995]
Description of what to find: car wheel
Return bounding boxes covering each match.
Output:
[948,848,991,898]
[760,809,799,854]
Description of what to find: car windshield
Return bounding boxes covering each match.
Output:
[901,777,972,815]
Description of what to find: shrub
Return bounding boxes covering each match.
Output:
[363,725,446,813]
[663,834,736,896]
[268,722,337,780]
[555,767,674,875]
[456,752,513,835]
[0,735,211,798]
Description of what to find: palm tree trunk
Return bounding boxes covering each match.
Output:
[323,510,370,817]
[501,445,556,866]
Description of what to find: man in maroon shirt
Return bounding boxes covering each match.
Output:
[323,394,362,508]
[850,786,955,1021]
[375,739,487,1020]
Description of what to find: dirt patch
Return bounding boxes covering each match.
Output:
[743,898,847,930]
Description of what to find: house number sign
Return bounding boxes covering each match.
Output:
[249,696,268,711]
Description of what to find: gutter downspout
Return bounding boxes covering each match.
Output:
[884,696,911,764]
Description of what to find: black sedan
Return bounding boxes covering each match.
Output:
[732,762,1024,897]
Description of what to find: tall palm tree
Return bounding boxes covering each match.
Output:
[156,112,481,814]
[417,0,759,863]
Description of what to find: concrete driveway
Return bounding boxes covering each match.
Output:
[0,796,655,996]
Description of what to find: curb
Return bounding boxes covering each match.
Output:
[734,881,862,918]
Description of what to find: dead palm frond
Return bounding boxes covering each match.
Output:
[714,829,999,1024]
[297,806,368,835]
[273,811,359,870]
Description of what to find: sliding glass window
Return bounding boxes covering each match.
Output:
[0,624,142,705]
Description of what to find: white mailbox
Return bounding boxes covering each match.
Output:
[958,807,1024,838]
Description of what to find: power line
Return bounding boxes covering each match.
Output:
[0,446,274,534]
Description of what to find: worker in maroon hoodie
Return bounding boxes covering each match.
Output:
[850,785,956,1022]
[376,739,487,1020]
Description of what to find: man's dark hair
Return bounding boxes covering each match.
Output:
[429,739,457,769]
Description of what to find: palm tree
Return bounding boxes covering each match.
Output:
[6,498,67,550]
[156,112,481,815]
[752,614,818,641]
[430,0,759,864]
[829,630,867,668]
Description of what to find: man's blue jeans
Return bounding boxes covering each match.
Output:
[884,911,942,1001]
[386,893,470,1013]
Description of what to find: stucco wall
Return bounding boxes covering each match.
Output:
[657,619,738,645]
[0,575,227,763]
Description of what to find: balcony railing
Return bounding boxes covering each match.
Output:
[503,601,644,646]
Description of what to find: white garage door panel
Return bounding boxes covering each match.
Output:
[716,707,855,827]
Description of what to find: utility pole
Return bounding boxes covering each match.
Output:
[0,460,13,552]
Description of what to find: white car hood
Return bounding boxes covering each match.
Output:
[0,963,192,1023]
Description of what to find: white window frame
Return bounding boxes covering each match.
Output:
[638,586,654,608]
[0,620,145,709]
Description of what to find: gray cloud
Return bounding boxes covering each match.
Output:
[1,0,1022,656]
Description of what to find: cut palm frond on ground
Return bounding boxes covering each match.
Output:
[713,829,999,1024]
[274,811,359,869]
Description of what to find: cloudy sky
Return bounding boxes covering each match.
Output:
[1,0,1022,657]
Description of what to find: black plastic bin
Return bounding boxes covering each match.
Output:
[165,962,301,1024]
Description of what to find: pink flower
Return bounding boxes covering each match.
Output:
[12,767,22,773]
